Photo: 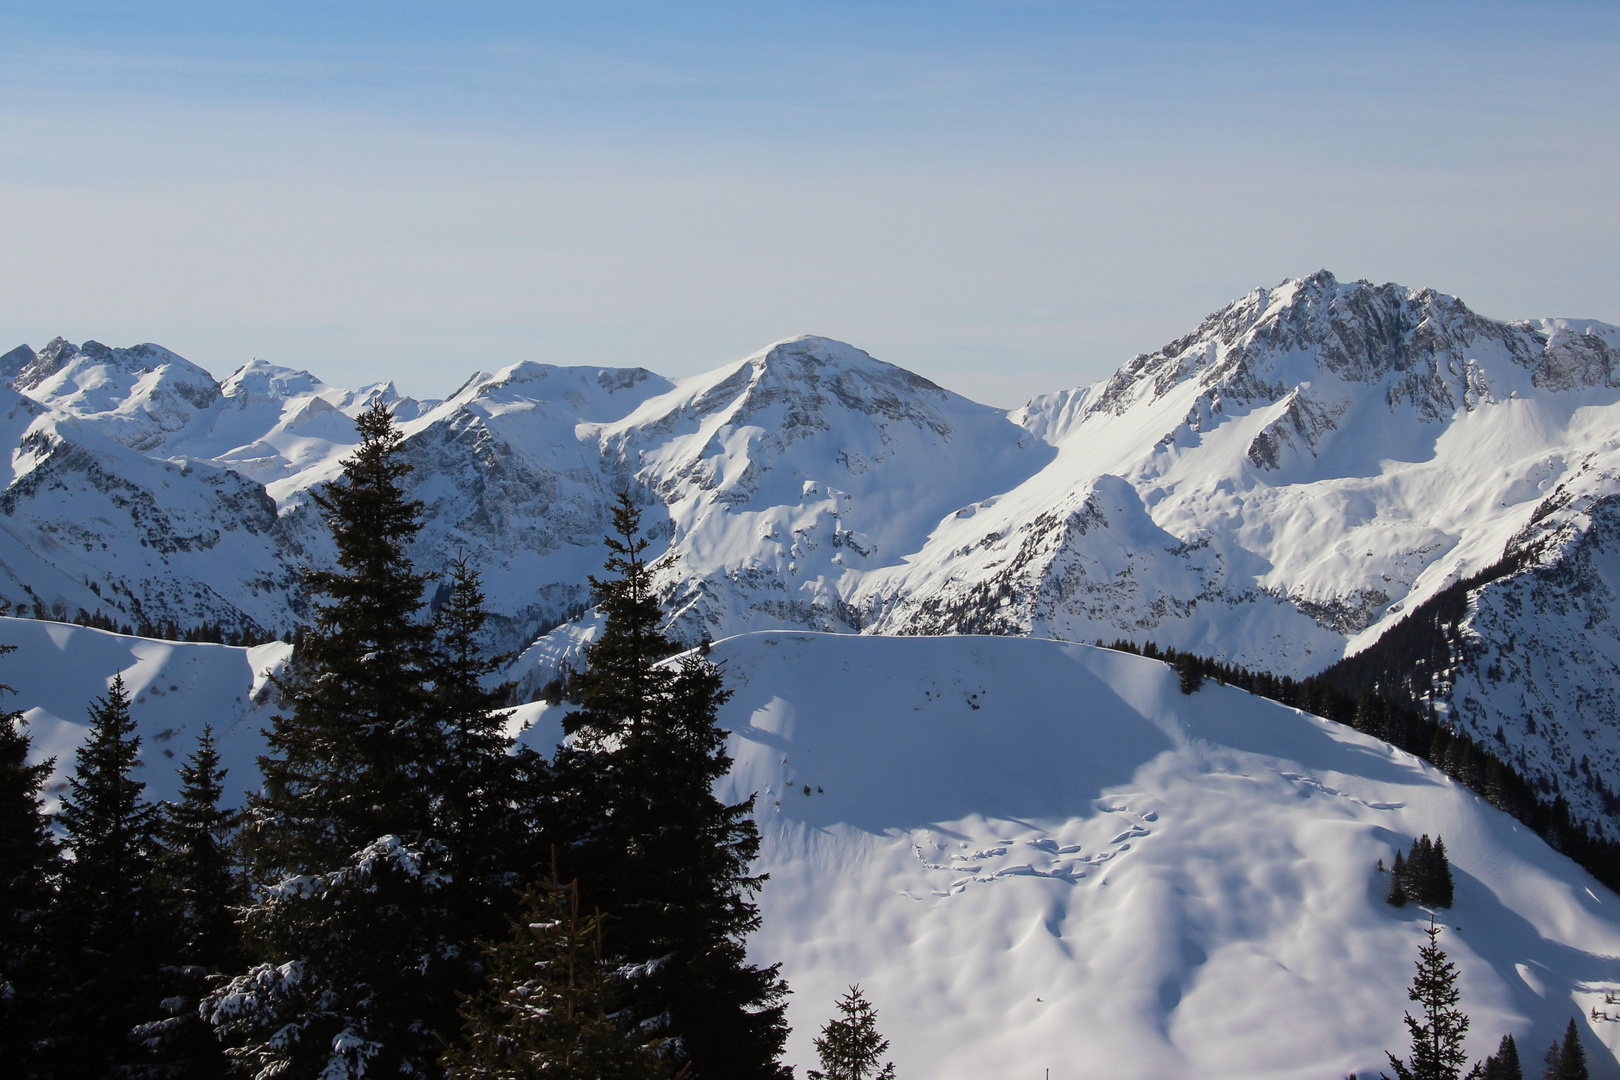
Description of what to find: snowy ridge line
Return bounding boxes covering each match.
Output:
[7,271,1620,838]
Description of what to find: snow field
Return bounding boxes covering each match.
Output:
[693,633,1620,1080]
[9,616,1618,1077]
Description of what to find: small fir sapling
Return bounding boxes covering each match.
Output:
[1383,914,1474,1080]
[807,985,897,1080]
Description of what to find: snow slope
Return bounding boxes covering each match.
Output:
[512,632,1617,1079]
[11,616,1615,1078]
[0,616,289,809]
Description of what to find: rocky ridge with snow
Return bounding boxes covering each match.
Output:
[6,272,1620,828]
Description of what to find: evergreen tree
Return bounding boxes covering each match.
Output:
[1176,653,1204,695]
[1398,836,1455,909]
[557,491,790,1079]
[1481,1034,1521,1080]
[806,986,896,1080]
[1404,837,1435,907]
[139,726,243,1078]
[215,402,474,1079]
[1431,838,1455,909]
[1388,851,1409,907]
[1383,914,1474,1080]
[442,875,672,1080]
[47,674,170,1077]
[252,400,440,868]
[1541,1034,1563,1080]
[1554,1018,1588,1080]
[0,652,59,1076]
[430,555,519,893]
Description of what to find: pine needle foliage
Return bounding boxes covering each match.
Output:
[556,491,790,1079]
[48,674,170,1077]
[0,646,59,1076]
[443,875,673,1080]
[252,399,440,871]
[1541,1018,1589,1080]
[218,402,474,1079]
[139,725,243,1078]
[1383,915,1474,1080]
[1480,1034,1521,1080]
[807,986,896,1080]
[431,555,519,891]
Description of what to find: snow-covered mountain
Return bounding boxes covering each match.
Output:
[9,618,1616,1078]
[7,271,1620,827]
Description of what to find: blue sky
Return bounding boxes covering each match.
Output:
[1,2,1616,404]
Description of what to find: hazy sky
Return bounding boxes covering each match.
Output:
[2,2,1616,407]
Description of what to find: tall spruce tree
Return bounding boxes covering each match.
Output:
[557,492,790,1079]
[806,986,897,1080]
[1383,914,1474,1080]
[0,651,59,1077]
[430,555,519,895]
[139,726,243,1078]
[253,400,440,867]
[214,402,477,1079]
[1553,1018,1588,1080]
[1481,1034,1522,1080]
[48,674,170,1078]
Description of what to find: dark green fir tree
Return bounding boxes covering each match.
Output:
[213,402,475,1080]
[1547,1018,1588,1080]
[1388,850,1409,907]
[557,491,790,1079]
[1431,838,1455,909]
[47,674,170,1078]
[1480,1033,1522,1080]
[139,725,243,1078]
[806,986,897,1080]
[430,554,520,897]
[1383,914,1474,1080]
[441,874,672,1080]
[0,648,59,1077]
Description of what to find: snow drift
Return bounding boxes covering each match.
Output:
[12,617,1613,1078]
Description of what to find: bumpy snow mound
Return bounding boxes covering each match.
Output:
[533,632,1620,1078]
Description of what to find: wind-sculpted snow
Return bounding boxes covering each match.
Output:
[700,633,1620,1080]
[9,621,1617,1077]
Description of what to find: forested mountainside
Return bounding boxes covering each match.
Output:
[8,271,1620,831]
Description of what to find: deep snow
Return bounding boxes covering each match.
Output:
[11,616,1614,1079]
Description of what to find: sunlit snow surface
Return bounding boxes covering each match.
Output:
[512,631,1620,1079]
[9,618,1619,1076]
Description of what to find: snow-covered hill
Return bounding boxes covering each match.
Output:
[8,272,1620,826]
[9,618,1616,1078]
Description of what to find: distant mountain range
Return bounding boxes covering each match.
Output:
[7,270,1620,831]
